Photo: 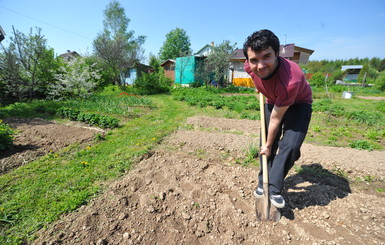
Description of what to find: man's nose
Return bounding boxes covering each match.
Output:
[257,61,265,69]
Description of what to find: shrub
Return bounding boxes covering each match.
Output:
[309,72,326,87]
[134,67,171,95]
[57,107,119,128]
[0,120,14,151]
[374,72,385,92]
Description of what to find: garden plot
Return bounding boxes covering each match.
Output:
[0,118,98,175]
[32,116,385,245]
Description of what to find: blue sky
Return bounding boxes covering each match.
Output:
[1,0,384,62]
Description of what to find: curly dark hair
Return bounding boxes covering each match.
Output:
[243,29,280,59]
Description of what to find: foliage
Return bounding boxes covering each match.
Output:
[309,72,326,87]
[203,40,237,86]
[0,27,60,101]
[149,54,161,69]
[133,67,172,95]
[47,57,102,100]
[349,139,374,151]
[93,0,145,87]
[158,28,192,61]
[57,107,119,128]
[173,87,260,115]
[0,120,14,151]
[373,72,385,91]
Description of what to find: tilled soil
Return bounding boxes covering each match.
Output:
[29,116,385,245]
[0,118,100,175]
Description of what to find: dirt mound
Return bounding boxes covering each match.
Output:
[0,118,99,175]
[32,116,385,245]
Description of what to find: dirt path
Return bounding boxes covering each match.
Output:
[31,116,385,245]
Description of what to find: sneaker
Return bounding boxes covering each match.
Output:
[270,194,285,208]
[253,187,264,198]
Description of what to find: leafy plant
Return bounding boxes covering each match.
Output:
[0,120,14,151]
[349,139,374,151]
[57,107,119,128]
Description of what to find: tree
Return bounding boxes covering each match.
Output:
[0,26,58,100]
[159,28,192,61]
[148,53,161,69]
[93,0,145,88]
[204,40,236,86]
[47,57,102,100]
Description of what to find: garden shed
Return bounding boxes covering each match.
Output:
[121,63,153,85]
[160,59,175,81]
[175,56,205,85]
[341,65,363,82]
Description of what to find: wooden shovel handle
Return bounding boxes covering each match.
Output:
[259,93,268,185]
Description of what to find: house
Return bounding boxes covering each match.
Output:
[121,63,153,85]
[160,59,175,81]
[59,50,81,61]
[230,44,314,88]
[279,44,314,64]
[341,65,363,82]
[194,42,215,57]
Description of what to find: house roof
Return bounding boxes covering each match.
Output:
[59,50,81,60]
[341,65,363,71]
[194,44,214,57]
[160,59,175,67]
[231,49,245,60]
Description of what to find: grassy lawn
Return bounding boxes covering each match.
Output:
[0,86,384,244]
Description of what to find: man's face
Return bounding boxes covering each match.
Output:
[247,46,278,79]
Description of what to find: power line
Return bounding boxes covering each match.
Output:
[0,5,92,40]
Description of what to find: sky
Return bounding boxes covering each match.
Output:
[1,0,385,62]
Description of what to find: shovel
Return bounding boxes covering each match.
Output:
[255,92,281,222]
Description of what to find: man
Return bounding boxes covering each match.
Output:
[243,29,312,208]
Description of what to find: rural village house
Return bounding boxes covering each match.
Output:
[59,50,81,61]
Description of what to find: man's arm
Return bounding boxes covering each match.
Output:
[260,105,289,157]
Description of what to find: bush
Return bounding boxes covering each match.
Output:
[309,72,326,87]
[57,107,119,128]
[374,72,385,92]
[134,67,171,95]
[0,120,14,151]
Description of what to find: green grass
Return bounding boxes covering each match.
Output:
[0,94,195,244]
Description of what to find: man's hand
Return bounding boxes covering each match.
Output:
[260,145,271,158]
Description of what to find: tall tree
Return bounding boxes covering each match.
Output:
[93,0,145,87]
[204,40,236,85]
[159,28,192,61]
[0,26,57,100]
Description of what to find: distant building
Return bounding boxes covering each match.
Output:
[341,65,363,82]
[160,59,176,81]
[59,50,81,61]
[121,63,153,85]
[194,42,215,57]
[279,44,314,64]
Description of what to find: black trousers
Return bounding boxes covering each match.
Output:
[259,103,312,195]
